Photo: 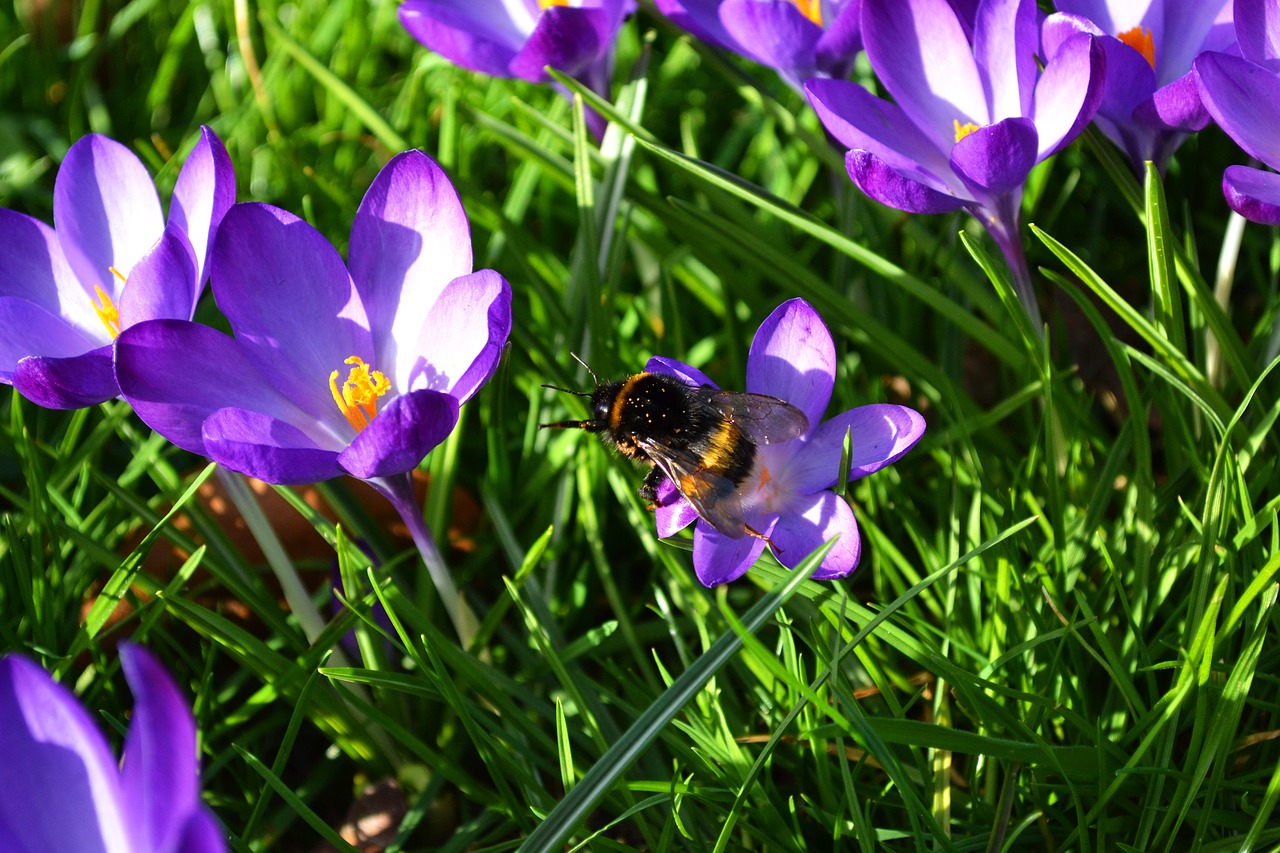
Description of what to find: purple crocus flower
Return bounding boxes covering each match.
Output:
[654,0,863,89]
[648,298,925,586]
[805,0,1105,329]
[1194,0,1280,224]
[397,0,632,135]
[1044,0,1234,173]
[0,127,234,409]
[0,644,225,852]
[114,149,511,487]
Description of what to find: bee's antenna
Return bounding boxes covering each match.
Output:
[541,383,592,397]
[569,351,600,384]
[538,419,596,430]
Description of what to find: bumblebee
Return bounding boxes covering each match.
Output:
[540,365,808,541]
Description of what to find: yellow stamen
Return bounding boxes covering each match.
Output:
[792,0,822,26]
[329,355,390,433]
[91,269,127,339]
[954,119,980,143]
[1117,25,1155,70]
[538,0,570,7]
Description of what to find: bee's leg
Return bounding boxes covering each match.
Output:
[743,523,781,553]
[639,466,664,508]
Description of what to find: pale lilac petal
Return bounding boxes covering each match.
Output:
[783,403,927,493]
[718,0,823,79]
[203,407,344,483]
[0,298,101,381]
[168,126,236,284]
[863,0,988,150]
[771,490,861,580]
[211,203,373,421]
[116,224,200,328]
[846,150,968,215]
[407,269,512,402]
[693,518,772,586]
[1040,11,1102,58]
[119,644,199,853]
[175,809,227,853]
[645,356,717,389]
[336,389,460,479]
[53,135,164,297]
[398,0,528,77]
[1195,51,1280,168]
[510,3,625,80]
[1161,0,1232,81]
[348,150,473,382]
[949,117,1038,198]
[13,345,116,409]
[1221,165,1280,225]
[972,0,1037,120]
[805,78,957,187]
[1138,72,1210,132]
[1236,0,1280,67]
[115,319,335,457]
[745,298,835,430]
[654,477,698,537]
[0,209,97,329]
[815,0,862,76]
[655,0,734,48]
[0,656,129,853]
[1031,31,1105,159]
[1051,0,1134,34]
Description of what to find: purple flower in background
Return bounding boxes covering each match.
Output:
[805,0,1105,329]
[649,299,925,586]
[115,149,512,486]
[398,0,632,134]
[1044,0,1234,173]
[655,0,863,89]
[0,127,234,409]
[1194,0,1280,224]
[0,644,225,853]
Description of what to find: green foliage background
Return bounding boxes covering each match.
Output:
[2,0,1279,850]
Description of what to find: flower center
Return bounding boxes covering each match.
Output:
[91,267,126,339]
[329,356,390,433]
[953,119,980,143]
[1117,25,1155,70]
[792,0,822,25]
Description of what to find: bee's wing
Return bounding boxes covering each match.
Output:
[637,436,750,539]
[697,388,809,445]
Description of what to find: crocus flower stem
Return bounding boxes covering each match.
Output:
[370,472,478,648]
[973,197,1043,335]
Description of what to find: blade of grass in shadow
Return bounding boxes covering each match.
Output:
[235,744,361,853]
[517,540,836,853]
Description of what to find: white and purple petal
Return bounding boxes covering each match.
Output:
[717,0,824,81]
[1221,165,1280,225]
[397,0,530,78]
[692,516,773,586]
[116,225,200,329]
[972,0,1037,121]
[949,117,1038,199]
[814,0,863,77]
[1030,31,1105,160]
[168,126,236,285]
[645,355,717,389]
[1235,0,1280,69]
[1195,50,1280,169]
[745,298,835,429]
[509,2,626,80]
[202,408,344,484]
[0,209,97,328]
[846,150,968,216]
[336,389,460,479]
[0,298,102,382]
[770,490,861,580]
[782,403,927,494]
[406,269,513,403]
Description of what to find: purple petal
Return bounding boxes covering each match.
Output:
[654,477,698,537]
[1031,31,1105,160]
[510,3,626,81]
[1236,0,1280,67]
[846,149,968,215]
[771,490,861,580]
[0,209,97,328]
[745,298,836,430]
[115,319,334,457]
[784,403,927,493]
[398,0,526,77]
[972,0,1037,120]
[169,126,236,284]
[1195,50,1280,168]
[117,224,200,328]
[406,268,513,403]
[717,0,823,79]
[1221,165,1280,226]
[211,203,373,421]
[655,0,734,48]
[204,407,344,484]
[1137,71,1210,132]
[13,344,117,409]
[53,134,164,298]
[119,644,200,853]
[336,388,460,479]
[349,150,474,378]
[0,655,129,852]
[692,518,772,586]
[1161,0,1233,80]
[645,356,717,388]
[862,0,988,150]
[175,808,227,853]
[815,0,863,77]
[0,297,101,382]
[949,116,1038,198]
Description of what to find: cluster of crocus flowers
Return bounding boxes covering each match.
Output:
[806,0,1104,331]
[0,644,225,852]
[1194,0,1280,224]
[1045,0,1233,173]
[0,127,234,409]
[648,298,926,586]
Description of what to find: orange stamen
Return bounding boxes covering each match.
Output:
[329,355,390,433]
[793,0,823,26]
[1117,25,1155,70]
[954,119,980,143]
